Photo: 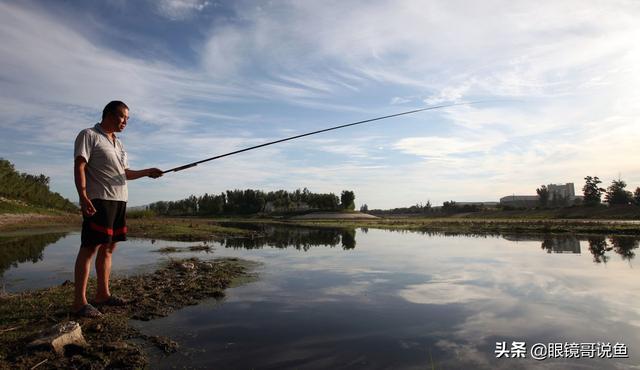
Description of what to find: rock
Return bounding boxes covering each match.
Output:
[179,262,195,270]
[28,321,87,355]
[60,280,73,287]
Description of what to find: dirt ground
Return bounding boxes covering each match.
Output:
[290,212,379,220]
[0,213,54,228]
[0,213,79,232]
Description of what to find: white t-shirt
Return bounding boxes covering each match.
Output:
[74,123,129,202]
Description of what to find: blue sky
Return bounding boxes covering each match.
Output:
[1,0,639,208]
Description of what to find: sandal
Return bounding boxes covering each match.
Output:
[94,295,128,307]
[74,304,103,318]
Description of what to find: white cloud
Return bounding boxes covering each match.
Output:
[393,135,504,158]
[398,282,499,305]
[2,1,640,207]
[390,97,412,105]
[155,0,211,20]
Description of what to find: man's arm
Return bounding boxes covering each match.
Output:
[125,168,163,180]
[74,156,96,216]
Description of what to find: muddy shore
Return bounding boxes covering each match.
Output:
[0,257,257,369]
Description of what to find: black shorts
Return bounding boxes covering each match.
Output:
[81,199,127,248]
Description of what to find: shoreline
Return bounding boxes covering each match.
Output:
[0,257,258,369]
[2,212,640,237]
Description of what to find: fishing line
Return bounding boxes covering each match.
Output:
[163,100,492,173]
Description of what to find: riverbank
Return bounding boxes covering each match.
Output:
[0,214,257,240]
[270,217,640,235]
[0,213,78,233]
[130,216,640,237]
[0,257,257,369]
[129,216,640,238]
[2,206,639,237]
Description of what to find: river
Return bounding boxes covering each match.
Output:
[1,225,638,369]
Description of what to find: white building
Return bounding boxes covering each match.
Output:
[547,183,576,200]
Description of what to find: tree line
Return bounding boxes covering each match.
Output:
[0,158,77,212]
[367,200,485,215]
[536,176,640,207]
[148,188,356,216]
[369,175,640,215]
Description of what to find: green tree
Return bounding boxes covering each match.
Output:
[604,179,632,205]
[0,158,76,212]
[633,187,640,206]
[340,190,355,210]
[359,204,368,212]
[582,176,604,206]
[536,185,549,207]
[442,200,458,213]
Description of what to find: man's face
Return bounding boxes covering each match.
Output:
[113,107,129,132]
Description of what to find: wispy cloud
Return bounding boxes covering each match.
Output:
[1,1,639,207]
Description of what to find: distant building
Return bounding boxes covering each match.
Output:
[547,183,576,201]
[455,202,499,207]
[500,182,580,208]
[499,195,539,208]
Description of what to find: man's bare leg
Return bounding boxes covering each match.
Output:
[73,244,99,311]
[95,242,117,302]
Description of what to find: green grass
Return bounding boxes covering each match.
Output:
[459,205,640,220]
[126,217,257,241]
[125,209,156,219]
[0,198,74,215]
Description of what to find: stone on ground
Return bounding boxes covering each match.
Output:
[28,321,87,355]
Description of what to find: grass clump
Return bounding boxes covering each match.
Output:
[153,244,213,254]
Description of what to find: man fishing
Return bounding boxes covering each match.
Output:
[72,100,163,317]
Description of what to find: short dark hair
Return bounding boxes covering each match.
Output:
[102,101,129,119]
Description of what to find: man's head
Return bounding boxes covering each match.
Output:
[101,101,129,133]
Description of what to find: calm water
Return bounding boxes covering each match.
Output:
[1,226,638,369]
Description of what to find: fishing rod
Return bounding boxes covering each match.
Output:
[163,100,488,173]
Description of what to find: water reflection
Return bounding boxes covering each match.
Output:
[1,226,638,368]
[541,235,581,254]
[135,227,639,370]
[588,236,609,264]
[503,234,638,262]
[220,225,356,250]
[609,236,638,261]
[0,232,67,274]
[584,236,638,263]
[220,226,639,263]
